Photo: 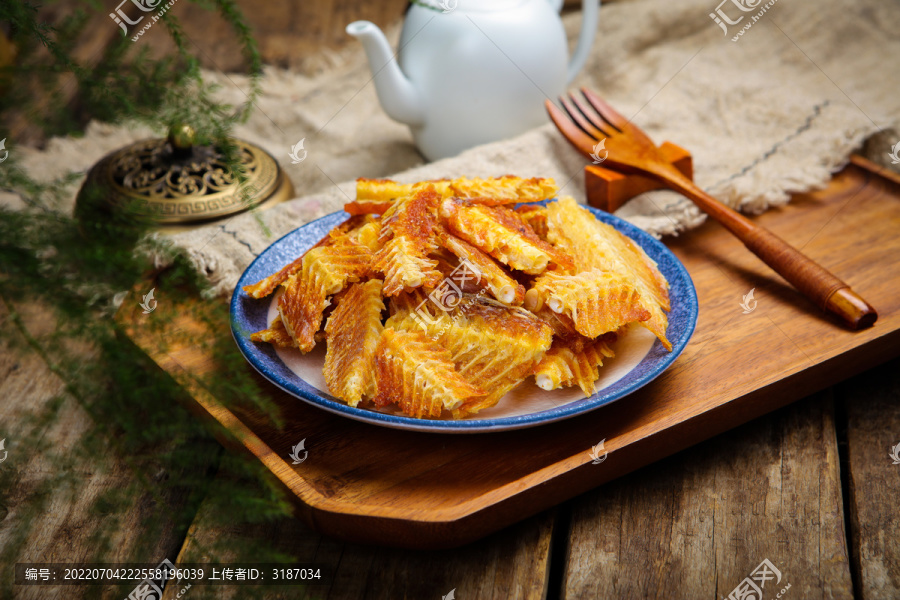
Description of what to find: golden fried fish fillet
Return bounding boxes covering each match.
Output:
[383,288,451,337]
[373,188,444,295]
[354,219,383,252]
[437,229,525,305]
[356,178,422,201]
[242,215,369,299]
[448,175,558,202]
[346,178,450,215]
[534,335,616,397]
[278,237,373,352]
[431,253,487,297]
[449,300,553,418]
[373,236,443,296]
[391,295,553,417]
[373,328,485,418]
[530,305,583,345]
[323,279,385,407]
[516,204,549,239]
[250,315,295,348]
[545,197,671,350]
[345,176,557,215]
[386,287,433,319]
[440,198,574,275]
[531,268,651,338]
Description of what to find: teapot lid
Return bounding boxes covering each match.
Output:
[409,0,526,13]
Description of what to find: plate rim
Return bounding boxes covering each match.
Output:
[230,203,698,433]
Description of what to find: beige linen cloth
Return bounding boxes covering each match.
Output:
[7,0,900,297]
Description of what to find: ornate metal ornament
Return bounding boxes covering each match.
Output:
[77,124,294,226]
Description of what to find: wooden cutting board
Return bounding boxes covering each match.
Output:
[117,156,900,550]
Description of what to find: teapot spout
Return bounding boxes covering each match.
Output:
[346,21,424,127]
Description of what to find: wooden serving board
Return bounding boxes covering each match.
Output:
[117,157,900,550]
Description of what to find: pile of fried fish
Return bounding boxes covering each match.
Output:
[245,176,671,420]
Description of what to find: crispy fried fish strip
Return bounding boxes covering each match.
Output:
[277,237,372,352]
[531,268,651,338]
[534,335,616,397]
[354,219,383,252]
[390,295,552,417]
[448,175,558,202]
[373,328,485,418]
[242,215,369,299]
[373,237,443,296]
[437,230,525,305]
[545,197,671,350]
[530,306,582,344]
[448,300,552,418]
[323,280,385,407]
[250,315,295,348]
[440,198,573,275]
[346,176,557,214]
[516,204,549,239]
[356,178,420,201]
[383,288,444,335]
[346,179,450,215]
[373,188,443,295]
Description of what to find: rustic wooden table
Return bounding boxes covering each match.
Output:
[2,163,899,600]
[3,324,898,600]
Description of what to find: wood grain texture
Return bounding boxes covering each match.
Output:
[118,162,900,549]
[561,392,853,599]
[161,482,554,600]
[37,0,409,71]
[6,0,410,145]
[841,356,900,599]
[0,302,201,599]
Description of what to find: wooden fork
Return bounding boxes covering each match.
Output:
[546,88,877,330]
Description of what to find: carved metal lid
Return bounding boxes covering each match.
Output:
[77,124,294,226]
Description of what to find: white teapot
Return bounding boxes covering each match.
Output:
[347,0,600,161]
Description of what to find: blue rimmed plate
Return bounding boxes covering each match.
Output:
[230,203,698,433]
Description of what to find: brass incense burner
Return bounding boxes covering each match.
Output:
[76,124,293,228]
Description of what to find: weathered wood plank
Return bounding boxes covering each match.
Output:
[162,485,554,600]
[562,392,853,599]
[0,302,208,599]
[841,356,900,599]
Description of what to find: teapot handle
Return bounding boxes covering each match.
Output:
[567,0,600,84]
